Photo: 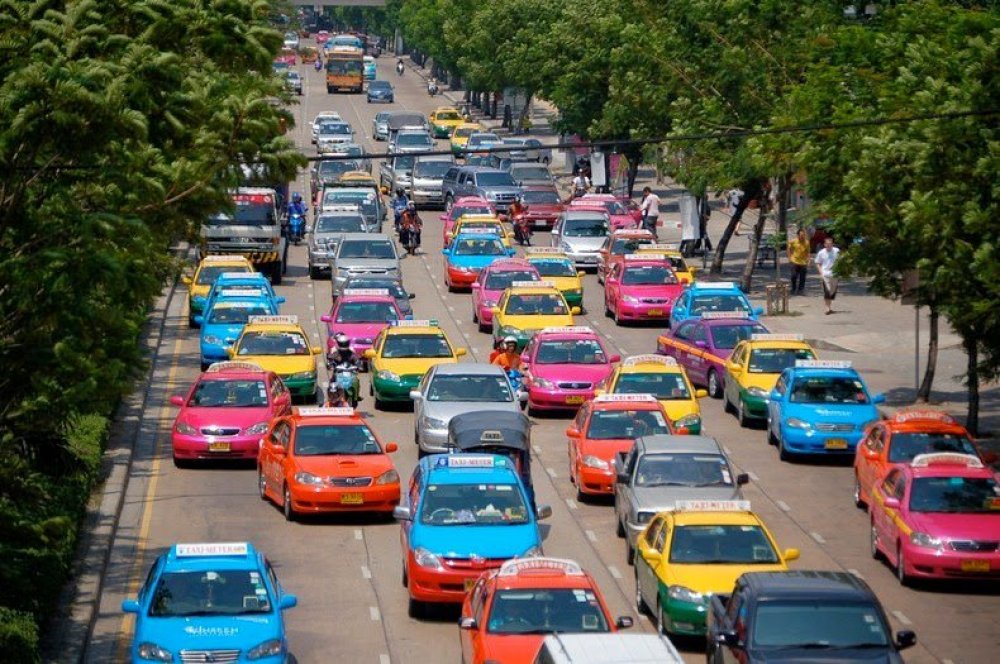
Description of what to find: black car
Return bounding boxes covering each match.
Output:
[367,80,394,104]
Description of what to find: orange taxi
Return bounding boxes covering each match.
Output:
[257,406,400,521]
[597,228,656,284]
[566,394,675,498]
[853,408,985,509]
[460,557,632,664]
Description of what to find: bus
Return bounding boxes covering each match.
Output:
[330,33,364,51]
[326,46,364,93]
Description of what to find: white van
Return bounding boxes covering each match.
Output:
[534,633,684,664]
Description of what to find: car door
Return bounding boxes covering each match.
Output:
[263,419,292,496]
[635,516,665,608]
[768,374,788,436]
[872,468,903,556]
[686,322,711,384]
[460,577,487,660]
[857,424,886,497]
[605,263,623,310]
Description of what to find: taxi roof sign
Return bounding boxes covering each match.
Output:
[700,311,750,320]
[674,500,752,512]
[751,333,804,342]
[440,455,498,468]
[691,281,739,290]
[593,394,659,403]
[390,319,439,327]
[498,557,584,577]
[622,354,678,367]
[511,280,556,289]
[342,288,391,297]
[624,253,670,261]
[891,409,956,424]
[205,361,265,373]
[297,406,354,417]
[247,315,298,325]
[911,452,983,469]
[524,247,567,255]
[176,542,250,558]
[642,243,680,251]
[455,227,500,235]
[492,258,532,266]
[202,256,250,263]
[220,272,266,280]
[538,326,594,335]
[480,430,505,443]
[220,288,265,297]
[795,360,852,369]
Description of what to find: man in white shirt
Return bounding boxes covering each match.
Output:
[640,187,660,238]
[572,172,591,197]
[814,236,840,314]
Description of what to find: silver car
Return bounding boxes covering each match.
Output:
[329,233,401,295]
[410,363,526,455]
[316,121,355,154]
[408,155,454,207]
[508,162,554,187]
[613,435,749,564]
[551,211,610,269]
[312,111,343,144]
[307,210,367,279]
[319,186,385,233]
[390,128,435,154]
[372,111,391,141]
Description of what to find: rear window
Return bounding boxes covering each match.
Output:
[339,240,395,259]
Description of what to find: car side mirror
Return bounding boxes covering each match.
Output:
[409,390,423,400]
[752,306,764,316]
[895,630,917,650]
[385,442,398,453]
[872,393,886,404]
[311,346,322,355]
[393,505,412,521]
[439,214,448,222]
[408,293,416,299]
[455,348,468,357]
[883,496,900,509]
[616,616,634,629]
[736,472,750,486]
[121,599,140,613]
[380,186,389,194]
[181,275,193,286]
[491,307,500,315]
[565,426,580,437]
[535,504,553,520]
[716,629,741,648]
[783,547,800,562]
[577,271,585,277]
[470,283,480,290]
[458,616,478,630]
[364,349,376,359]
[506,249,516,256]
[695,389,708,398]
[169,395,185,407]
[570,306,582,315]
[192,315,205,326]
[279,594,298,610]
[226,347,236,358]
[616,472,629,484]
[441,249,448,255]
[320,314,332,322]
[694,340,707,348]
[726,362,741,373]
[770,390,781,401]
[609,354,621,363]
[276,296,286,304]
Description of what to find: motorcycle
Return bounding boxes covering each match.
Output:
[288,213,305,245]
[427,80,439,96]
[396,60,404,76]
[326,358,361,408]
[391,199,409,233]
[506,369,524,394]
[400,225,421,255]
[513,215,533,246]
[314,58,323,72]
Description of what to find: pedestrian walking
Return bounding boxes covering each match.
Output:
[814,236,840,314]
[640,186,660,239]
[787,228,810,294]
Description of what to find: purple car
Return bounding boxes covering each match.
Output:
[655,312,768,398]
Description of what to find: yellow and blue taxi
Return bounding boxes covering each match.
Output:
[598,355,706,434]
[197,288,280,370]
[182,256,254,327]
[634,501,798,636]
[766,360,885,461]
[364,320,467,407]
[491,281,581,350]
[446,215,514,248]
[722,334,816,427]
[229,315,322,400]
[524,248,585,309]
[443,230,516,291]
[668,281,762,329]
[429,107,466,138]
[122,541,298,663]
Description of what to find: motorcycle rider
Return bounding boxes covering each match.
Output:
[400,201,422,254]
[491,336,522,371]
[325,382,350,408]
[396,58,404,76]
[509,196,531,246]
[427,78,439,96]
[391,187,409,233]
[286,192,307,242]
[326,333,359,372]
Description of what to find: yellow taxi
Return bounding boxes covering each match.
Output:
[451,122,485,155]
[182,255,254,326]
[634,501,798,636]
[491,281,581,350]
[335,171,378,188]
[722,333,816,427]
[429,107,466,138]
[446,214,513,248]
[636,243,698,284]
[229,315,322,400]
[364,320,467,408]
[524,248,585,309]
[598,355,706,433]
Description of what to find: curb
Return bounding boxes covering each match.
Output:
[43,245,190,664]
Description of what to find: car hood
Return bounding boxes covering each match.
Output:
[563,236,607,252]
[481,634,549,663]
[327,322,389,340]
[179,406,273,431]
[619,284,685,299]
[380,357,457,377]
[907,511,1000,541]
[413,523,539,558]
[751,648,900,663]
[501,313,576,332]
[448,255,506,269]
[412,176,444,187]
[579,437,636,461]
[786,403,878,423]
[529,364,612,385]
[201,323,247,344]
[421,402,519,422]
[672,562,787,597]
[293,454,394,478]
[479,186,521,196]
[525,204,563,216]
[336,259,399,271]
[631,485,742,512]
[136,612,281,654]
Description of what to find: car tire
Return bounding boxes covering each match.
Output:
[258,469,268,501]
[173,455,191,469]
[408,597,424,619]
[635,569,649,615]
[767,420,778,446]
[723,390,735,414]
[282,485,296,522]
[374,395,384,410]
[445,195,454,211]
[402,565,408,588]
[736,399,749,428]
[778,432,792,462]
[870,519,881,560]
[656,597,668,635]
[188,316,198,329]
[270,263,283,286]
[853,475,866,509]
[472,307,478,324]
[309,265,322,280]
[707,370,722,399]
[616,514,625,538]
[896,543,911,586]
[200,362,210,372]
[626,539,635,566]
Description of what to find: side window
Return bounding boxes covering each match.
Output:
[624,448,638,476]
[881,469,900,498]
[674,322,693,341]
[643,518,662,547]
[873,427,886,453]
[265,558,280,594]
[572,404,589,431]
[139,555,162,598]
[690,324,708,344]
[472,582,488,624]
[273,421,291,447]
[654,521,668,552]
[774,376,787,396]
[408,467,423,508]
[893,475,906,501]
[731,345,745,366]
[445,167,458,182]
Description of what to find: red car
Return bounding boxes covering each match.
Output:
[471,259,541,332]
[570,196,636,230]
[518,185,565,230]
[604,255,685,324]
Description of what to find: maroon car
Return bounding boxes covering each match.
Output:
[519,185,565,230]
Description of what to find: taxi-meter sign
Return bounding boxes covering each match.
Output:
[892,409,955,424]
[795,360,852,369]
[512,280,555,289]
[176,542,250,557]
[594,393,659,403]
[539,326,594,335]
[297,407,354,417]
[751,333,804,342]
[438,455,497,468]
[674,500,751,512]
[206,361,265,373]
[525,247,565,255]
[220,272,264,280]
[391,319,439,327]
[623,354,678,367]
[248,315,299,325]
[342,289,391,297]
[693,281,738,290]
[911,453,983,468]
[700,311,750,320]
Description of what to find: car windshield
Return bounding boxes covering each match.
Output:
[563,219,609,237]
[237,331,310,356]
[585,410,670,439]
[635,453,734,488]
[370,82,391,91]
[532,259,577,277]
[427,375,512,402]
[487,589,610,635]
[452,205,493,218]
[790,376,869,404]
[485,270,538,290]
[753,602,890,648]
[420,483,529,525]
[690,294,749,315]
[887,433,978,463]
[601,200,628,215]
[339,240,395,259]
[398,133,433,146]
[749,348,815,373]
[522,190,561,205]
[505,293,568,316]
[335,301,399,323]
[909,476,1000,513]
[319,122,352,135]
[318,160,362,179]
[382,333,453,358]
[534,339,606,365]
[413,161,452,178]
[621,265,678,285]
[455,126,478,138]
[669,524,779,564]
[326,58,362,75]
[148,570,272,617]
[477,172,516,187]
[615,372,690,400]
[286,71,300,81]
[436,111,462,121]
[207,304,270,324]
[612,237,653,254]
[347,280,406,298]
[293,424,381,455]
[188,379,268,407]
[454,238,506,256]
[710,323,768,349]
[315,215,365,233]
[232,202,274,225]
[512,167,550,180]
[196,265,250,285]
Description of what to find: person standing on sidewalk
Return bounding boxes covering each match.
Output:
[640,186,660,238]
[787,228,810,294]
[814,236,840,314]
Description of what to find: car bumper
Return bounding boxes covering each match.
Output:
[901,545,1000,580]
[373,374,422,401]
[288,483,400,513]
[417,426,450,452]
[614,301,673,320]
[369,96,393,103]
[566,251,602,269]
[411,190,443,205]
[199,344,231,365]
[432,126,453,138]
[407,554,504,603]
[662,593,709,635]
[309,248,335,269]
[476,304,496,325]
[527,387,592,410]
[447,267,480,288]
[526,215,557,229]
[780,427,863,454]
[280,375,317,397]
[560,290,584,307]
[739,391,769,418]
[172,434,261,460]
[576,464,615,495]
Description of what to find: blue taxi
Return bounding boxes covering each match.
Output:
[669,281,762,329]
[393,454,552,617]
[197,290,280,370]
[443,230,516,291]
[122,541,297,663]
[766,360,885,461]
[203,272,284,319]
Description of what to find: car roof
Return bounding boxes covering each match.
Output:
[636,434,724,454]
[741,570,877,601]
[563,210,609,219]
[431,362,505,376]
[422,453,521,484]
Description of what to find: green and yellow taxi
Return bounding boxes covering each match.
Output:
[364,320,467,408]
[429,107,466,138]
[229,315,322,400]
[635,243,698,284]
[524,248,585,309]
[598,355,706,434]
[722,333,816,427]
[491,281,581,350]
[182,255,254,326]
[634,501,799,636]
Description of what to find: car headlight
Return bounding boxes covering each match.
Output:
[637,511,655,524]
[421,416,448,429]
[485,191,498,200]
[174,421,197,435]
[522,546,543,557]
[582,455,609,470]
[668,585,705,604]
[203,335,221,345]
[244,421,270,435]
[136,642,172,662]
[746,386,768,398]
[191,295,207,306]
[247,638,285,660]
[531,375,554,389]
[375,469,399,485]
[786,417,811,430]
[414,547,444,570]
[559,241,573,252]
[294,471,324,485]
[673,414,701,429]
[377,370,401,382]
[289,371,316,381]
[622,295,640,303]
[482,299,497,308]
[910,532,943,549]
[565,289,582,295]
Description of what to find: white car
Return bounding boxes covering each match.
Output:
[311,111,343,144]
[283,31,299,50]
[316,121,355,154]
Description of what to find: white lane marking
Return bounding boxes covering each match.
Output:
[309,304,315,311]
[448,305,456,312]
[565,498,578,510]
[532,444,541,454]
[545,467,557,478]
[942,659,955,664]
[810,531,826,544]
[747,471,760,482]
[369,606,381,621]
[847,568,863,579]
[722,445,733,455]
[607,565,623,580]
[891,610,912,626]
[380,655,391,664]
[776,500,791,512]
[585,530,598,543]
[361,565,372,579]
[604,334,615,341]
[354,528,363,540]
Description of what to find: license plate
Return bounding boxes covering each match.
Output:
[341,493,364,505]
[961,559,990,573]
[825,438,848,450]
[208,441,230,452]
[463,578,476,592]
[647,309,663,316]
[566,395,585,405]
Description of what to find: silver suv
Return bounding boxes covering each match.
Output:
[307,209,367,280]
[441,166,521,212]
[550,210,610,269]
[330,233,401,295]
[408,155,455,207]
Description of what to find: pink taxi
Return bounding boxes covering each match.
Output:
[471,259,541,332]
[570,195,636,230]
[169,361,292,465]
[604,254,685,324]
[439,196,495,240]
[321,288,403,358]
[520,326,621,414]
[870,452,1000,584]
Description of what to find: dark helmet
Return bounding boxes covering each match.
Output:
[335,333,350,350]
[396,188,405,197]
[292,192,302,203]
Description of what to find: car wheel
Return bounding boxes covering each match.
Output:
[870,519,881,560]
[613,303,623,326]
[604,298,613,318]
[472,307,478,324]
[736,399,749,428]
[258,469,268,501]
[626,538,635,566]
[616,513,625,538]
[309,265,322,280]
[374,396,384,410]
[282,485,296,522]
[172,455,191,469]
[402,564,408,588]
[723,390,735,414]
[656,597,668,635]
[188,316,198,329]
[896,543,911,586]
[707,369,722,399]
[853,475,866,509]
[445,195,454,211]
[200,362,210,372]
[408,597,424,619]
[635,569,648,615]
[778,432,792,462]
